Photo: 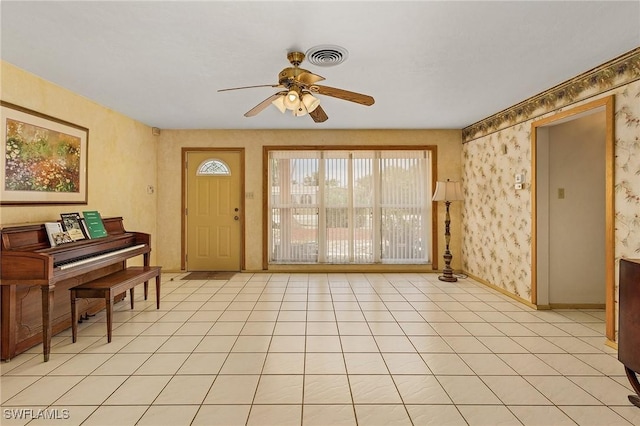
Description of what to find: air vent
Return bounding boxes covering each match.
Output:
[305,45,348,67]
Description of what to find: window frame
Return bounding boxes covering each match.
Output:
[262,145,439,269]
[196,158,231,176]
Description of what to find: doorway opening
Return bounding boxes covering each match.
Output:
[531,95,615,341]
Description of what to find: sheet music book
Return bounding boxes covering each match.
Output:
[82,211,108,238]
[45,222,75,247]
[60,212,87,241]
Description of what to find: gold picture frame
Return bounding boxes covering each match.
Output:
[1,101,88,205]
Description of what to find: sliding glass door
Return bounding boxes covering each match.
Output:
[268,149,432,265]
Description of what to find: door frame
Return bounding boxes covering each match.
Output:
[181,147,246,271]
[530,95,615,341]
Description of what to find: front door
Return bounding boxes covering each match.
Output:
[186,150,243,271]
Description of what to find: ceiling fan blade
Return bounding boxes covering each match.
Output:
[218,84,281,92]
[297,71,325,85]
[244,92,286,117]
[309,105,328,123]
[311,85,375,106]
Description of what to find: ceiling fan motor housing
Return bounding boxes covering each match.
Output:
[279,67,310,87]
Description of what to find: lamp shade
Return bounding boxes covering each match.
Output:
[283,89,300,110]
[294,103,308,117]
[301,93,320,113]
[432,180,463,202]
[271,95,287,113]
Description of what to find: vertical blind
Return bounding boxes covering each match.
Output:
[269,149,432,264]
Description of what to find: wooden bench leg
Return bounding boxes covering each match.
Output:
[70,290,78,343]
[144,280,149,300]
[129,287,135,310]
[106,292,113,343]
[155,275,161,309]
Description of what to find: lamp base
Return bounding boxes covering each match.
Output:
[438,274,458,283]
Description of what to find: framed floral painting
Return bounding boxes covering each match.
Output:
[1,102,88,205]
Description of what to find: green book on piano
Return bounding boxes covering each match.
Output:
[82,211,108,238]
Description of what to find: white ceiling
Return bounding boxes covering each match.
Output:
[1,1,638,130]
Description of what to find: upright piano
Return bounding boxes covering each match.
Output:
[0,217,150,362]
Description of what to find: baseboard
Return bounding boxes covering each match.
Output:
[266,264,436,273]
[549,303,606,310]
[463,271,538,309]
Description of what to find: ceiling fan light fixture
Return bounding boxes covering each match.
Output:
[283,89,300,110]
[271,95,287,113]
[301,93,320,113]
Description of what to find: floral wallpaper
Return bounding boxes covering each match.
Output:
[615,85,640,257]
[461,78,640,321]
[461,121,532,299]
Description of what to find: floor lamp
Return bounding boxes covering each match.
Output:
[432,180,463,282]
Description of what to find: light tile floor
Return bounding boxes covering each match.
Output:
[1,273,639,425]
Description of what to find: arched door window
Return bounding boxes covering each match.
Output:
[197,159,231,176]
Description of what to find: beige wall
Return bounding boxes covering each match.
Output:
[547,112,606,304]
[157,129,462,271]
[0,61,462,273]
[0,61,158,264]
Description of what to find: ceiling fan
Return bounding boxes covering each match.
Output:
[218,51,375,123]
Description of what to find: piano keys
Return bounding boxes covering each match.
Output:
[57,244,146,269]
[0,217,151,361]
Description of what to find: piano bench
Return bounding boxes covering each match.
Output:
[70,266,161,343]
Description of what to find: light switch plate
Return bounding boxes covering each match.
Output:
[558,188,565,199]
